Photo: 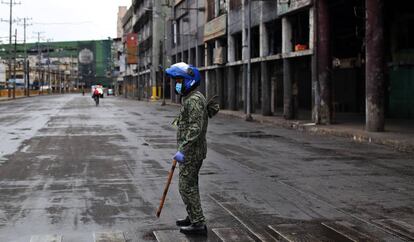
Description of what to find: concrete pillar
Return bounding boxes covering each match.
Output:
[282,17,293,119]
[366,0,385,132]
[227,67,236,110]
[215,40,225,107]
[310,6,320,123]
[283,59,293,119]
[211,69,217,99]
[215,68,225,106]
[260,2,271,116]
[151,0,162,101]
[253,65,260,113]
[241,0,250,113]
[317,0,332,124]
[227,33,237,110]
[204,43,211,100]
[135,75,141,101]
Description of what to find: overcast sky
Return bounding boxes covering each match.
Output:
[0,0,131,44]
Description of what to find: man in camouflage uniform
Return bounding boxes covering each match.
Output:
[166,62,219,235]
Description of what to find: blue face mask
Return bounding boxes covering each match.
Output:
[175,82,182,94]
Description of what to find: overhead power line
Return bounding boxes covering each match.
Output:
[32,21,93,25]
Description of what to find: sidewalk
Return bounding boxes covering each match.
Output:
[160,99,414,153]
[219,109,414,153]
[0,96,26,102]
[0,93,43,102]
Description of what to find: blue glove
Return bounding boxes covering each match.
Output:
[173,151,185,164]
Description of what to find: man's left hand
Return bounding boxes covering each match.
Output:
[173,151,185,164]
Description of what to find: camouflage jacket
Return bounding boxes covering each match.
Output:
[176,91,208,162]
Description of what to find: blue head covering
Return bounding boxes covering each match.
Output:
[165,62,200,96]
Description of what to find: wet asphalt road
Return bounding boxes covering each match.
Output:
[0,94,413,242]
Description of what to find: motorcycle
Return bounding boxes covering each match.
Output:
[93,95,99,106]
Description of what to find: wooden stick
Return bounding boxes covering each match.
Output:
[156,159,178,217]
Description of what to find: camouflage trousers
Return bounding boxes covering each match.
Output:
[179,159,205,224]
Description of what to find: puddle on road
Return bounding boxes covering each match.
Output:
[131,112,142,116]
[231,131,281,139]
[200,171,217,176]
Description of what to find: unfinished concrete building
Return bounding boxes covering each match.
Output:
[165,0,414,132]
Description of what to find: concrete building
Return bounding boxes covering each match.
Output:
[131,0,170,101]
[164,0,414,132]
[119,0,171,102]
[111,37,124,96]
[115,6,127,96]
[0,40,112,94]
[168,0,206,104]
[116,0,413,132]
[120,5,137,99]
[117,6,128,38]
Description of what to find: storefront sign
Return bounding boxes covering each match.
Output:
[126,33,138,64]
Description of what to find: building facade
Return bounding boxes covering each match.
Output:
[0,40,112,95]
[117,6,128,38]
[119,0,413,131]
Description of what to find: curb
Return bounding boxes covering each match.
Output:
[217,110,414,153]
[0,96,27,102]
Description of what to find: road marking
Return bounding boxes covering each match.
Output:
[372,219,414,241]
[30,234,62,242]
[212,227,255,242]
[268,223,337,242]
[209,193,277,242]
[93,231,126,242]
[321,221,373,242]
[153,230,189,242]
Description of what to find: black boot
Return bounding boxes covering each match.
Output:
[176,216,191,226]
[179,223,207,235]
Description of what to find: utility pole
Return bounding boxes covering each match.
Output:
[1,0,21,98]
[161,3,170,106]
[18,17,32,96]
[46,38,52,94]
[161,22,166,106]
[37,32,41,94]
[12,28,16,99]
[34,31,44,94]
